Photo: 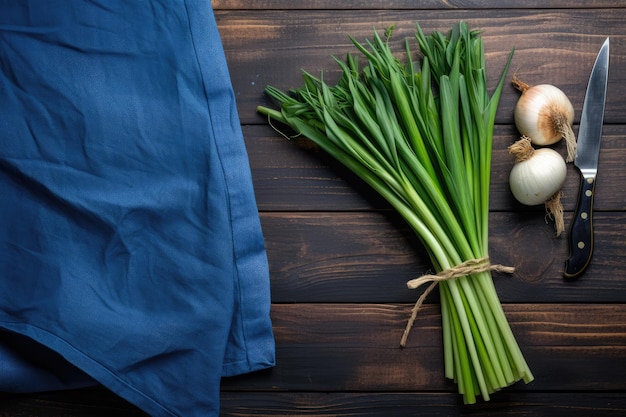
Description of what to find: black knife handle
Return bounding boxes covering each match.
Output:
[564,175,596,279]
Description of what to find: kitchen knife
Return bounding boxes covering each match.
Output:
[564,37,610,279]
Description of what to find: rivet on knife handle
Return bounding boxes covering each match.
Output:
[564,175,596,279]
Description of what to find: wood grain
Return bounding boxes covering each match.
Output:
[222,5,626,415]
[221,303,626,391]
[246,124,626,212]
[213,0,626,10]
[261,212,626,303]
[5,389,625,417]
[5,303,623,415]
[217,9,625,125]
[220,392,626,417]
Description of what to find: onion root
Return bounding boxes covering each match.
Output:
[545,190,565,236]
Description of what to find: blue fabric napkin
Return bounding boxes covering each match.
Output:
[0,1,275,415]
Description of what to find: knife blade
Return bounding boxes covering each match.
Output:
[564,37,610,279]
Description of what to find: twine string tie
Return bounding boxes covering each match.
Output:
[399,256,515,347]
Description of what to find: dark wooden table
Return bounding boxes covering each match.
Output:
[2,1,626,416]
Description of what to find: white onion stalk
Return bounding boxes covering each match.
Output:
[509,136,567,236]
[512,76,576,162]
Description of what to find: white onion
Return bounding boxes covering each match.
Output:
[509,149,566,206]
[508,136,567,235]
[512,76,576,162]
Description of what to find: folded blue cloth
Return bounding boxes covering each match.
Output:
[0,1,275,415]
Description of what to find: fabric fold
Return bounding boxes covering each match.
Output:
[0,1,275,416]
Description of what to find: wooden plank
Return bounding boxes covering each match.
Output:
[2,303,624,415]
[220,392,626,417]
[246,124,626,212]
[0,388,147,416]
[216,9,626,125]
[260,211,626,303]
[213,0,626,10]
[4,390,625,417]
[221,303,626,392]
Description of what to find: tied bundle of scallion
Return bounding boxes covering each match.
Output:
[257,22,534,403]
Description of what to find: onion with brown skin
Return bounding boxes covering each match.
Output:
[512,75,576,162]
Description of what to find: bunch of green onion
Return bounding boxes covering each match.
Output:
[257,22,534,403]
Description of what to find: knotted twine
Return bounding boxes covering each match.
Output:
[400,257,515,347]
